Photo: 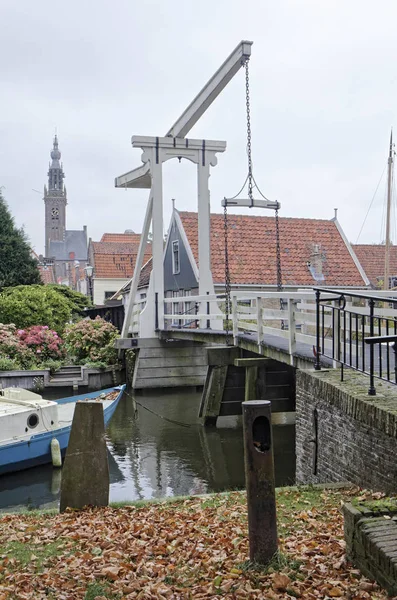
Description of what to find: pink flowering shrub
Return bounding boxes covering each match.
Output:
[0,323,35,369]
[18,325,65,361]
[64,317,119,365]
[0,323,65,370]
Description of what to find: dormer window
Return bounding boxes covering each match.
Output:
[172,240,180,274]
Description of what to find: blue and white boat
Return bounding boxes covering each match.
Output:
[0,384,125,475]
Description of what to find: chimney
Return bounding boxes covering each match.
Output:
[311,243,323,277]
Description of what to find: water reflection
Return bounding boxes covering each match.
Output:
[0,387,295,512]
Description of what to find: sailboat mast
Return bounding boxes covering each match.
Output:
[384,130,394,290]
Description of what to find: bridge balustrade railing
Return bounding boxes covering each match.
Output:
[163,294,223,330]
[313,288,397,395]
[230,291,335,352]
[131,298,148,334]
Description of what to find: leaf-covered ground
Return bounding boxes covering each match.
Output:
[0,486,391,599]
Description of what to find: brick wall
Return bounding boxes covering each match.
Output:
[296,369,397,492]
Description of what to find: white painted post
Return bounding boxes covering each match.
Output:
[256,297,263,348]
[197,161,217,328]
[232,295,238,343]
[150,151,165,332]
[121,194,153,339]
[288,299,296,364]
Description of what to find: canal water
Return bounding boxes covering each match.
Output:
[0,387,295,512]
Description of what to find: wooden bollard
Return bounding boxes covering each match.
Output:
[60,401,109,512]
[242,400,278,564]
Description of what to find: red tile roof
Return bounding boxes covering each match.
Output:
[91,238,151,279]
[353,244,397,287]
[100,233,141,243]
[38,265,56,284]
[178,211,366,287]
[139,257,152,288]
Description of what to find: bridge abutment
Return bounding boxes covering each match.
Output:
[296,369,397,493]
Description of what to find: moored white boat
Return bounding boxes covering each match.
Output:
[0,384,126,475]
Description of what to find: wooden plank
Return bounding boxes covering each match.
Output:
[138,355,208,368]
[235,304,254,314]
[237,320,258,332]
[134,375,205,388]
[207,346,240,366]
[262,371,293,385]
[234,357,271,367]
[222,387,245,403]
[245,366,257,401]
[199,365,228,425]
[134,338,204,348]
[261,386,294,400]
[262,326,290,339]
[136,366,208,378]
[139,346,207,358]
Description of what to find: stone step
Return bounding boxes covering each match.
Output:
[51,373,81,380]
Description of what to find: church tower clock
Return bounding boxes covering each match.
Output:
[44,136,67,256]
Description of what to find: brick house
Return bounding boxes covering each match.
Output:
[87,231,151,305]
[163,209,369,300]
[353,244,397,289]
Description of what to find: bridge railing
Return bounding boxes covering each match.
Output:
[163,294,223,330]
[313,288,397,394]
[131,298,148,334]
[230,290,337,356]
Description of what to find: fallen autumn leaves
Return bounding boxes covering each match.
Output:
[0,487,391,599]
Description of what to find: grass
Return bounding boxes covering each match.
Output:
[237,550,302,575]
[84,582,122,600]
[0,485,390,599]
[1,539,70,571]
[352,496,397,513]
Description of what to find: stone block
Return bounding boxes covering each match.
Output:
[343,503,397,596]
[60,402,109,512]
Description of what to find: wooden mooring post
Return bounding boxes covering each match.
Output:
[242,399,278,564]
[198,346,240,426]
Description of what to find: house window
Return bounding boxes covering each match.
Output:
[171,290,186,326]
[172,240,180,274]
[104,291,114,300]
[389,276,397,290]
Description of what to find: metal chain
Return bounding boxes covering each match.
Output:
[245,59,253,207]
[224,201,231,345]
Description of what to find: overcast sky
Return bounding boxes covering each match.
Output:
[1,0,397,255]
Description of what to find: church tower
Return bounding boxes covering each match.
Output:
[44,135,67,256]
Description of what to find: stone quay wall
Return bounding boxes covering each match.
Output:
[296,369,397,493]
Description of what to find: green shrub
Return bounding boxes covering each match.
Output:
[64,317,119,365]
[83,361,108,370]
[47,284,91,313]
[0,357,21,371]
[40,359,62,374]
[0,286,74,334]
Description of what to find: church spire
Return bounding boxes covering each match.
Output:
[48,135,65,192]
[44,135,67,257]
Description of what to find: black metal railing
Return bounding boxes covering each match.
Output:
[84,303,125,333]
[314,288,397,395]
